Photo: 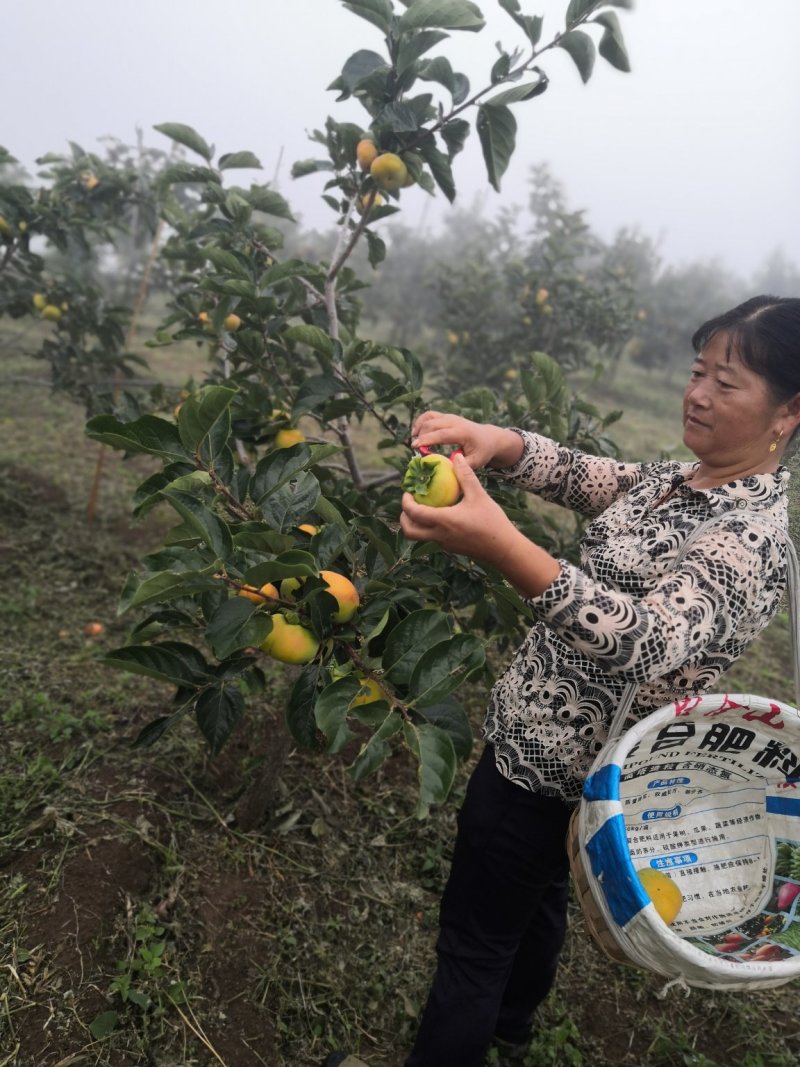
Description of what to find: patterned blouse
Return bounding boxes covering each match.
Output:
[485,430,791,806]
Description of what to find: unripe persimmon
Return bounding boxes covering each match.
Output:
[402,454,461,507]
[351,677,383,707]
[260,614,320,664]
[356,138,379,171]
[238,582,279,606]
[319,570,360,622]
[370,152,408,191]
[42,304,62,322]
[275,428,305,448]
[223,313,241,331]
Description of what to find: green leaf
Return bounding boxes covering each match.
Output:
[161,489,233,560]
[439,118,470,159]
[350,709,403,781]
[484,77,548,107]
[291,158,336,179]
[132,713,183,749]
[315,676,360,753]
[293,374,343,415]
[206,598,273,659]
[340,49,391,94]
[263,259,324,287]
[382,609,452,688]
[195,685,244,756]
[418,140,456,202]
[399,0,485,32]
[341,0,394,33]
[154,122,214,161]
[102,642,209,687]
[218,150,262,169]
[407,634,485,706]
[259,472,320,533]
[282,324,334,358]
[558,30,596,83]
[594,10,631,72]
[118,565,219,612]
[565,0,598,26]
[287,665,322,747]
[204,247,250,276]
[497,1,542,45]
[476,103,517,192]
[403,722,457,817]
[422,699,473,760]
[176,386,237,453]
[88,1011,119,1040]
[251,444,315,503]
[396,30,449,75]
[161,163,220,185]
[86,414,192,464]
[244,551,318,586]
[365,229,386,268]
[248,186,295,220]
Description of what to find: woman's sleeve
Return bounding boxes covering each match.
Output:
[493,429,647,517]
[528,521,786,682]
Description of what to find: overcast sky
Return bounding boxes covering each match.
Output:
[3,0,799,279]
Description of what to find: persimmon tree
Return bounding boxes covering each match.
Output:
[4,0,636,815]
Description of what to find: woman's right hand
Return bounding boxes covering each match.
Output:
[410,411,524,470]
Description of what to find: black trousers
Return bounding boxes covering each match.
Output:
[405,744,574,1067]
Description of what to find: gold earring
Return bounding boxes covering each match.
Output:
[769,428,785,454]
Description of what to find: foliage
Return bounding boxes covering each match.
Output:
[0,0,637,813]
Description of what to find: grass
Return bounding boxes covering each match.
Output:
[1,333,800,1067]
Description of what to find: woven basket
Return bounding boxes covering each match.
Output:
[567,807,631,968]
[566,692,800,990]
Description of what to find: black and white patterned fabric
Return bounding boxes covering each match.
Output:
[485,430,791,806]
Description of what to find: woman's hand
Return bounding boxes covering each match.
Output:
[411,411,524,470]
[401,452,562,597]
[401,452,515,562]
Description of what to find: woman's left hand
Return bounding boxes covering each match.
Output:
[400,452,515,564]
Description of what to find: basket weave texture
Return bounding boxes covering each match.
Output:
[567,808,633,968]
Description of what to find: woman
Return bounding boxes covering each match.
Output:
[397,296,800,1067]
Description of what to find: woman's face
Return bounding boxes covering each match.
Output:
[682,330,782,467]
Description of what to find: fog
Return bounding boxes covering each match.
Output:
[3,0,799,277]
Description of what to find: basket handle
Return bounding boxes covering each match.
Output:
[606,515,800,742]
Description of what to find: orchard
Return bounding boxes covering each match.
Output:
[1,0,634,816]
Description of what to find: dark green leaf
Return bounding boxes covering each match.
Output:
[176,385,237,453]
[485,76,548,107]
[382,609,452,688]
[398,0,485,32]
[417,140,456,202]
[88,1011,119,1040]
[160,489,233,560]
[154,122,214,161]
[293,374,343,415]
[365,229,386,268]
[594,10,631,72]
[396,30,449,75]
[476,103,517,192]
[287,665,323,747]
[251,445,314,503]
[403,722,457,817]
[259,472,321,532]
[119,565,219,612]
[374,101,423,133]
[291,158,336,179]
[340,49,391,94]
[132,714,181,749]
[248,186,295,220]
[195,685,244,756]
[315,676,360,753]
[244,551,318,586]
[439,118,470,159]
[408,634,485,706]
[342,0,393,32]
[102,642,209,687]
[420,699,473,759]
[350,710,403,781]
[86,414,191,464]
[282,324,334,358]
[218,150,262,169]
[206,598,273,659]
[566,0,599,26]
[161,163,220,185]
[558,30,596,83]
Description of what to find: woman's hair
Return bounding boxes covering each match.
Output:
[691,295,800,404]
